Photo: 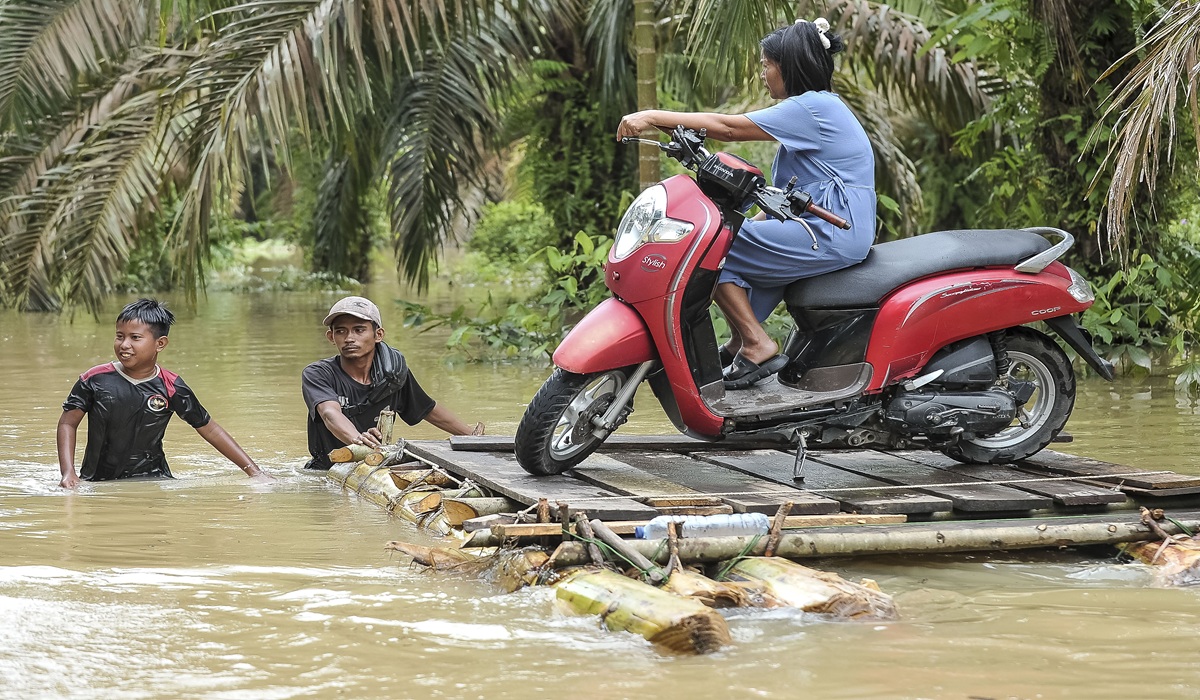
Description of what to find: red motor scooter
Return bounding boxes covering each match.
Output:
[514,126,1113,476]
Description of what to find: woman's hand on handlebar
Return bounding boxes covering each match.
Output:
[616,110,659,141]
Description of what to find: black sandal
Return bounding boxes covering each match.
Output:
[723,353,789,389]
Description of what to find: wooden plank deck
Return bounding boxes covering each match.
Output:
[812,450,1054,513]
[403,441,658,521]
[416,436,1200,525]
[696,450,953,515]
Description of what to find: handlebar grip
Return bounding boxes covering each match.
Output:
[808,203,851,230]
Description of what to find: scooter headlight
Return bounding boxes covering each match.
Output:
[1065,266,1094,303]
[611,185,694,261]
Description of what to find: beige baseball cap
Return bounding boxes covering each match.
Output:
[322,296,383,328]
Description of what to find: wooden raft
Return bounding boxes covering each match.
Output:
[402,435,1200,524]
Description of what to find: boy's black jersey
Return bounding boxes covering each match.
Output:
[301,354,435,469]
[63,363,212,481]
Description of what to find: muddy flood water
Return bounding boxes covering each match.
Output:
[4,285,1200,699]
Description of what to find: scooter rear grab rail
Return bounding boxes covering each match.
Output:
[620,127,850,230]
[1016,227,1073,273]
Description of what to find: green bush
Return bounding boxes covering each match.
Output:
[467,201,557,264]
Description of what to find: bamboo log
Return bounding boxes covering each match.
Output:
[364,446,407,467]
[329,444,377,463]
[389,468,456,490]
[661,569,751,608]
[487,514,906,539]
[491,548,552,592]
[384,542,549,592]
[544,517,1194,567]
[411,491,442,514]
[1121,537,1200,586]
[553,568,732,654]
[443,497,521,526]
[327,462,453,536]
[723,557,897,620]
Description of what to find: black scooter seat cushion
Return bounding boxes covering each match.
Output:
[784,229,1052,310]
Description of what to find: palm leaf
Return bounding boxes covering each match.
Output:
[3,86,183,311]
[383,27,521,288]
[1094,1,1200,256]
[807,0,990,130]
[0,0,150,133]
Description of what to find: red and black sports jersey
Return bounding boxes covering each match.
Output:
[301,355,434,469]
[62,363,211,481]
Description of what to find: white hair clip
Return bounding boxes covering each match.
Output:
[795,17,832,49]
[813,17,831,49]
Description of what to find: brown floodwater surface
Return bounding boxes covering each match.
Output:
[4,287,1200,699]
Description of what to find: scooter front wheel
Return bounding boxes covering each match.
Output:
[515,367,632,476]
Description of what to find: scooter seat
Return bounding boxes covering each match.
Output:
[784,229,1052,309]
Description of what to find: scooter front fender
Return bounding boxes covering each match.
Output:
[553,298,657,374]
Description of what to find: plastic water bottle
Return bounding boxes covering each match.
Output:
[634,512,771,539]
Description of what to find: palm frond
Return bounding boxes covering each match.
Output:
[0,0,150,133]
[1094,1,1200,257]
[584,0,635,108]
[2,87,181,311]
[311,118,381,280]
[383,29,518,288]
[837,75,924,238]
[800,0,990,130]
[678,0,795,87]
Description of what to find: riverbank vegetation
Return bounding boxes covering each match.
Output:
[1,0,1198,378]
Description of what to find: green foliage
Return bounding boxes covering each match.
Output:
[509,62,638,247]
[466,201,557,265]
[402,231,612,360]
[1079,230,1200,376]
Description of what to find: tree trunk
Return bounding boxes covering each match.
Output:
[633,0,660,189]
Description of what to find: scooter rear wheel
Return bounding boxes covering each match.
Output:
[515,368,630,476]
[941,328,1075,464]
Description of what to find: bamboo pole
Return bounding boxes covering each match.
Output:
[411,491,442,514]
[327,461,453,536]
[661,569,751,608]
[329,444,377,463]
[723,557,897,620]
[377,410,396,445]
[389,468,457,490]
[443,497,521,526]
[590,519,664,584]
[545,517,1196,567]
[554,568,732,655]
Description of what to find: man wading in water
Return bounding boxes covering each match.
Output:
[301,296,482,470]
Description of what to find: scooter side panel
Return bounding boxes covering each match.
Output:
[553,298,657,374]
[865,265,1090,390]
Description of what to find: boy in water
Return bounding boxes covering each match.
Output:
[56,298,269,488]
[302,296,481,469]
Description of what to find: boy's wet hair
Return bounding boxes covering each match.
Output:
[117,298,176,338]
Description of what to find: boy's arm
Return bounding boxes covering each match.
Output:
[56,409,85,489]
[195,420,270,479]
[423,403,479,437]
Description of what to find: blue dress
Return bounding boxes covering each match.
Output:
[719,91,876,320]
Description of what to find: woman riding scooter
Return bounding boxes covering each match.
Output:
[615,17,875,389]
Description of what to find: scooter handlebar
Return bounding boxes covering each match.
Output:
[807,202,851,230]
